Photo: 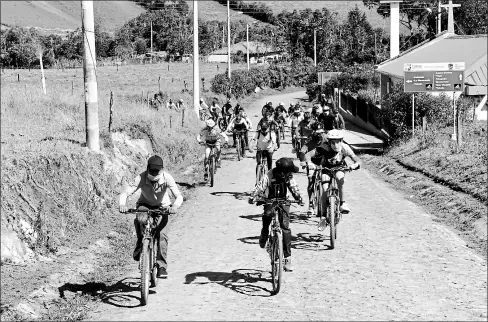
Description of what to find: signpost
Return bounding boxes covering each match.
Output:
[404,62,465,144]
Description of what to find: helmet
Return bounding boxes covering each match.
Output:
[303,107,313,114]
[321,93,326,97]
[179,98,184,103]
[311,122,324,132]
[323,105,330,111]
[316,106,323,114]
[275,157,299,173]
[242,111,247,117]
[205,119,216,128]
[278,102,284,106]
[326,129,344,140]
[227,99,231,103]
[147,155,164,169]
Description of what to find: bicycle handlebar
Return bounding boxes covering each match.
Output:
[127,206,171,214]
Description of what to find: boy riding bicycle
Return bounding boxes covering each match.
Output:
[248,157,303,272]
[119,155,183,278]
[197,119,229,181]
[302,129,360,214]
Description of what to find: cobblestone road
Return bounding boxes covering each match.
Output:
[90,92,487,321]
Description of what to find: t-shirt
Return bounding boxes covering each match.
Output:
[199,126,224,143]
[306,142,356,167]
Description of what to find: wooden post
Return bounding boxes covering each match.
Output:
[39,51,46,95]
[72,80,74,95]
[108,91,114,132]
[146,92,149,108]
[456,102,462,146]
[141,90,144,106]
[117,64,119,72]
[158,76,161,92]
[170,115,172,128]
[17,73,20,82]
[181,109,185,127]
[422,115,427,133]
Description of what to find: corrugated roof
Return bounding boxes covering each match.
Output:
[209,41,278,55]
[376,33,488,85]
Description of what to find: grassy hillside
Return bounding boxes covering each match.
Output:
[185,0,261,23]
[0,1,145,33]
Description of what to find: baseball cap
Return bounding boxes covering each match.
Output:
[275,157,299,173]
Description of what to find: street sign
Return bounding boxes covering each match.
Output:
[404,63,465,92]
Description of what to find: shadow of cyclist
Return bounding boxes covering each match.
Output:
[291,233,332,251]
[210,191,252,201]
[239,213,262,222]
[184,269,273,297]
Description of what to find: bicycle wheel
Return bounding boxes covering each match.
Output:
[236,138,241,161]
[218,118,227,132]
[150,238,158,288]
[240,135,246,156]
[256,164,263,185]
[209,156,215,187]
[271,230,283,295]
[140,239,150,305]
[329,195,336,249]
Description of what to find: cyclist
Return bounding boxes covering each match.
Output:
[274,107,287,139]
[290,106,303,150]
[257,109,281,149]
[222,99,233,124]
[261,101,274,117]
[248,157,303,272]
[287,103,295,116]
[318,93,327,107]
[332,107,345,130]
[166,99,177,110]
[209,100,222,122]
[251,121,277,173]
[298,122,327,216]
[227,111,251,151]
[241,111,253,131]
[318,105,335,132]
[119,155,183,279]
[275,102,287,116]
[197,119,229,180]
[199,98,209,112]
[175,98,185,112]
[303,129,360,214]
[294,107,315,150]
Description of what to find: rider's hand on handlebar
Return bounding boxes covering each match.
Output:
[119,204,128,213]
[349,163,360,171]
[167,205,178,214]
[198,141,205,146]
[248,197,254,205]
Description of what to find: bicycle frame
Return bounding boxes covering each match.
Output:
[255,149,268,185]
[234,130,247,161]
[206,143,218,187]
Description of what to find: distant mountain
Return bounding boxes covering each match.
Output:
[0,1,145,33]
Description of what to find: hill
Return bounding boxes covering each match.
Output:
[244,0,411,34]
[184,0,263,23]
[0,1,145,33]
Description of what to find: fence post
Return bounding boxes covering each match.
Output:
[181,109,185,127]
[117,64,119,72]
[456,105,462,146]
[158,76,161,92]
[17,73,20,82]
[412,93,415,138]
[170,115,172,128]
[422,116,427,133]
[146,92,149,108]
[72,80,74,95]
[141,90,144,107]
[108,91,114,132]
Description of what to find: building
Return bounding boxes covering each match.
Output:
[207,41,284,64]
[375,32,487,120]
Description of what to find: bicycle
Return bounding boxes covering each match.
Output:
[255,149,268,185]
[218,116,228,132]
[294,135,308,158]
[258,197,300,295]
[277,121,285,141]
[303,163,324,219]
[317,165,355,249]
[127,207,170,306]
[234,129,247,161]
[199,109,212,122]
[201,142,219,187]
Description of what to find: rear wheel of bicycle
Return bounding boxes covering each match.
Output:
[256,164,263,185]
[271,231,283,295]
[140,239,150,305]
[150,238,158,288]
[329,196,336,249]
[209,156,215,187]
[236,138,241,161]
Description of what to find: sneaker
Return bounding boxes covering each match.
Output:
[133,240,142,261]
[157,266,168,279]
[284,257,293,272]
[340,202,350,214]
[204,172,208,181]
[217,159,222,168]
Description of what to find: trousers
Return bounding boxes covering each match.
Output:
[261,203,291,258]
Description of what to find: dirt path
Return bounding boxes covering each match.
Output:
[90,91,487,321]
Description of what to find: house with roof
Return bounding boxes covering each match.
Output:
[207,41,284,64]
[375,31,487,120]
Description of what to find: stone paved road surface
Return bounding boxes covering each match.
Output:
[90,91,487,321]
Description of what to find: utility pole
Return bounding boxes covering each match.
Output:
[314,29,317,67]
[227,0,231,79]
[81,0,100,152]
[380,0,402,58]
[150,20,153,53]
[246,23,250,71]
[437,0,442,34]
[193,0,200,118]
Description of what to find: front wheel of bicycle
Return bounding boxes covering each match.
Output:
[240,135,246,156]
[150,238,158,288]
[218,118,227,132]
[271,230,283,295]
[329,196,336,249]
[209,156,215,187]
[140,239,150,305]
[236,138,241,161]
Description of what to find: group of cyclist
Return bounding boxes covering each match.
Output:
[119,93,360,277]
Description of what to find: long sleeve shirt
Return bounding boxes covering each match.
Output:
[304,142,360,167]
[227,118,250,132]
[252,169,301,200]
[119,171,183,208]
[197,127,228,143]
[252,130,276,152]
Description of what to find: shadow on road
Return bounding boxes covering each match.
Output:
[237,236,260,245]
[58,277,153,308]
[291,233,332,251]
[184,269,273,297]
[239,213,262,222]
[210,191,252,201]
[289,212,319,226]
